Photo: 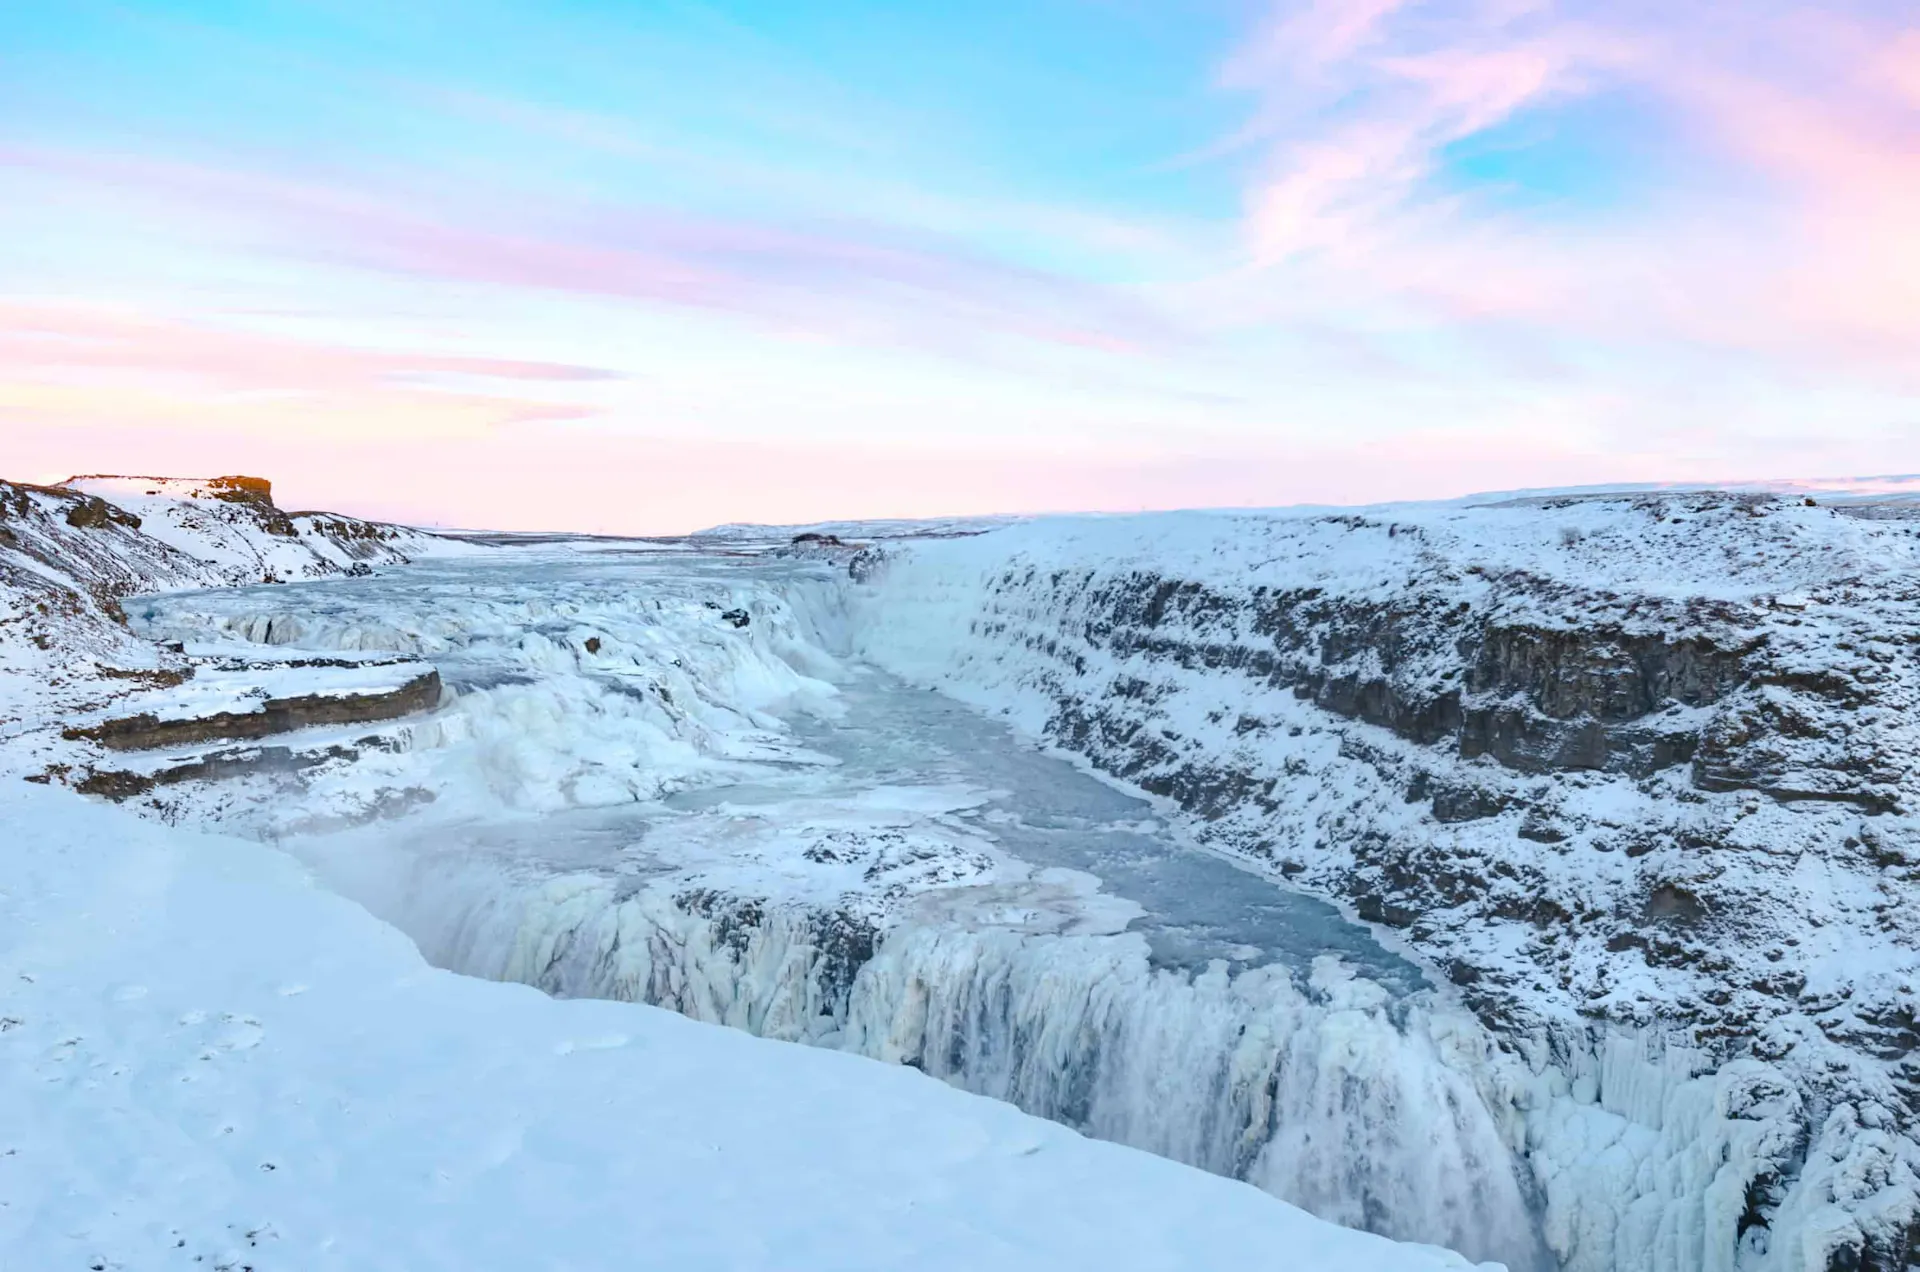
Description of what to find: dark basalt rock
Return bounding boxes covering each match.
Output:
[66,670,442,751]
[1354,893,1420,928]
[77,742,360,801]
[1640,883,1709,924]
[63,496,142,532]
[1466,623,1750,722]
[1431,784,1511,823]
[1517,809,1569,843]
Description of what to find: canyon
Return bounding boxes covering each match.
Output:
[4,476,1916,1272]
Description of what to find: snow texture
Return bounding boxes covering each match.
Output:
[13,474,1920,1272]
[843,494,1920,1272]
[0,480,1488,1272]
[0,779,1490,1272]
[65,474,480,583]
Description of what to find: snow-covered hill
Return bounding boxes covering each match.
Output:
[0,474,476,752]
[0,479,220,740]
[847,491,1920,1272]
[64,474,477,582]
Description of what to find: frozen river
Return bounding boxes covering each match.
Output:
[676,672,1430,986]
[135,546,1546,1269]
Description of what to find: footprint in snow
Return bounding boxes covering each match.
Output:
[216,1015,265,1051]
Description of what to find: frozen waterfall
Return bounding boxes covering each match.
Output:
[125,544,1840,1272]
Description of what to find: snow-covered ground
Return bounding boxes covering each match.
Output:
[694,514,1024,543]
[69,653,434,731]
[10,475,1920,1272]
[2,480,1498,1272]
[64,474,481,582]
[1,779,1489,1272]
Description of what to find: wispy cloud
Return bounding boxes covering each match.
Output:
[5,1,1918,527]
[1,143,1184,362]
[1214,1,1920,377]
[0,302,614,437]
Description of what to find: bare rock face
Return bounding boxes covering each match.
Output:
[204,474,275,503]
[65,669,442,751]
[202,475,298,535]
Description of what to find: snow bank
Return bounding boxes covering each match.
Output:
[0,780,1493,1272]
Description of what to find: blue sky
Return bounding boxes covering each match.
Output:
[4,0,1918,531]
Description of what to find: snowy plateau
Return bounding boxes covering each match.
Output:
[2,474,1917,1272]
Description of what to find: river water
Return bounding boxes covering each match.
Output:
[135,546,1547,1269]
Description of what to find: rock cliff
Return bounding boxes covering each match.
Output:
[849,491,1920,1271]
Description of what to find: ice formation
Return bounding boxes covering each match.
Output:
[112,552,1546,1270]
[837,498,1920,1272]
[11,476,1919,1272]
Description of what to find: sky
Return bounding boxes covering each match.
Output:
[3,0,1918,532]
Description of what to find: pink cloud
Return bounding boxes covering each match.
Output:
[0,302,617,391]
[1882,32,1920,103]
[1214,2,1920,378]
[0,302,611,436]
[0,144,1181,363]
[14,410,1913,536]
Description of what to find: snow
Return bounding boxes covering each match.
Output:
[114,551,1549,1269]
[835,493,1920,1272]
[62,474,483,583]
[694,514,1025,544]
[2,507,1498,1272]
[0,780,1489,1272]
[70,657,435,728]
[13,477,1920,1272]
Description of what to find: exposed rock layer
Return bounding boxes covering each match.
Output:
[65,670,441,751]
[850,493,1920,1272]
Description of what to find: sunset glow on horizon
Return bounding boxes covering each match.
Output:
[5,1,1919,533]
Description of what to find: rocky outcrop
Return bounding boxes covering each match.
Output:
[59,474,467,583]
[292,511,431,563]
[64,669,441,751]
[0,472,469,790]
[74,740,361,800]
